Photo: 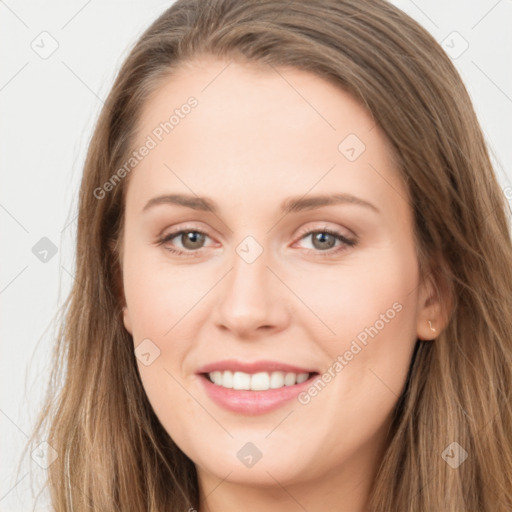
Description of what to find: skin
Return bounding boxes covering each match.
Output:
[120,56,446,512]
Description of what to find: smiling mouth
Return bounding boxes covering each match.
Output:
[202,370,319,391]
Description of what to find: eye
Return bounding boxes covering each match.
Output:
[157,228,214,258]
[294,227,357,257]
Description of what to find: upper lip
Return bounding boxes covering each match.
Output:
[196,359,318,375]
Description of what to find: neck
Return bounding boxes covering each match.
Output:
[198,472,372,512]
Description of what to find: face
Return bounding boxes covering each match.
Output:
[120,57,439,495]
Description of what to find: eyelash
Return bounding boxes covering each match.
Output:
[157,226,357,259]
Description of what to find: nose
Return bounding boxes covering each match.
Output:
[213,242,291,339]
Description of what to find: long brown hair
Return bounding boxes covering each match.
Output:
[22,0,512,510]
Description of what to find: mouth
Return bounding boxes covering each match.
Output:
[195,361,320,415]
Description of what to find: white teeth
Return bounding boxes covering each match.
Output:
[269,371,285,389]
[296,372,309,384]
[250,372,270,390]
[222,371,233,388]
[207,370,310,390]
[284,372,296,386]
[211,371,223,386]
[233,371,251,390]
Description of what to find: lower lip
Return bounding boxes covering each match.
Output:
[198,374,316,415]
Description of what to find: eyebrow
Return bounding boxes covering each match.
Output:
[142,193,380,215]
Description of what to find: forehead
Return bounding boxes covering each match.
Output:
[137,57,377,143]
[127,57,409,220]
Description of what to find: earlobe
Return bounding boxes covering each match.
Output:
[417,318,438,341]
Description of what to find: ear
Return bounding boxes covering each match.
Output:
[415,271,451,341]
[108,236,132,335]
[123,305,133,335]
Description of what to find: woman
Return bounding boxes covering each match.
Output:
[25,0,512,510]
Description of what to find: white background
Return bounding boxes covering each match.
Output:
[1,1,511,510]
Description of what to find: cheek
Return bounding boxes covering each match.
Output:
[287,248,419,458]
[122,245,203,337]
[122,254,202,444]
[284,247,419,349]
[307,246,420,410]
[292,246,420,415]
